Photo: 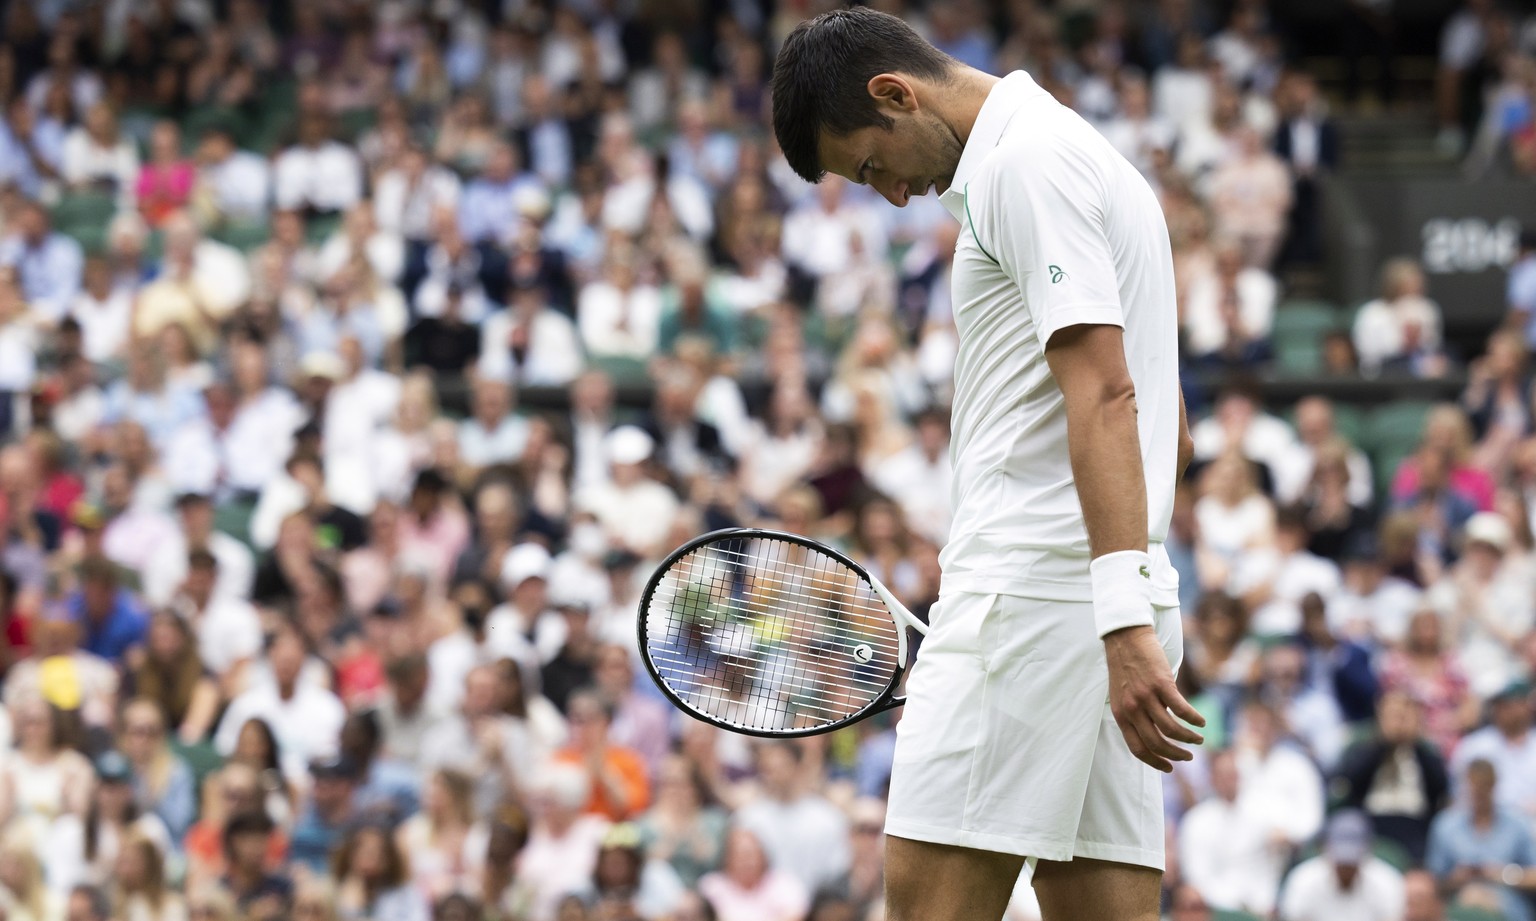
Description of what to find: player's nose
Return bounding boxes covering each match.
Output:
[875,178,908,208]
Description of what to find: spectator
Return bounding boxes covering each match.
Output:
[1334,690,1451,863]
[1426,758,1536,921]
[1232,700,1326,852]
[1277,810,1407,921]
[0,199,83,323]
[1272,71,1340,268]
[697,826,809,921]
[191,125,270,226]
[135,121,194,228]
[1353,258,1447,378]
[1380,610,1479,756]
[516,763,613,921]
[1206,126,1293,269]
[213,623,346,774]
[289,754,362,873]
[61,103,139,206]
[125,613,218,745]
[552,690,650,823]
[1232,507,1342,637]
[112,832,185,921]
[1427,512,1535,698]
[1178,748,1287,916]
[272,113,364,218]
[735,742,849,895]
[219,811,290,914]
[1451,684,1536,825]
[1296,592,1378,724]
[42,750,172,895]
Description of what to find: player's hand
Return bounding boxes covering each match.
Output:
[1103,625,1205,773]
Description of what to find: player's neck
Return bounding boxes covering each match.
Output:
[934,68,1004,148]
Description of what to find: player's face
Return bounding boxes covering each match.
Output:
[818,106,963,208]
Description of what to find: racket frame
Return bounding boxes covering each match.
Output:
[638,527,929,738]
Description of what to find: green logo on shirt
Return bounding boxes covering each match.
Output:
[1048,265,1068,283]
[1138,565,1150,579]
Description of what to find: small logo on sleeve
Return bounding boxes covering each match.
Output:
[1048,265,1068,283]
[1138,565,1151,579]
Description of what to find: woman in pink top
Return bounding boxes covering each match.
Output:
[698,827,809,921]
[1378,610,1478,757]
[136,121,195,228]
[1391,404,1496,511]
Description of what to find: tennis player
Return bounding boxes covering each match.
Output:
[771,9,1204,921]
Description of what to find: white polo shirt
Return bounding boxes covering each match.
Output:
[936,71,1181,603]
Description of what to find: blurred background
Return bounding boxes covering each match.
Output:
[0,1,1535,920]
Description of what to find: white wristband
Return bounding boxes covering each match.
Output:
[1090,549,1155,639]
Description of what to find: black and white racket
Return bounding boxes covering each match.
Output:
[638,528,928,737]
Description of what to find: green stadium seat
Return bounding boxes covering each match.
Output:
[1447,905,1507,921]
[588,355,651,388]
[1275,340,1324,374]
[169,739,224,814]
[213,498,257,551]
[51,191,120,254]
[1360,401,1435,453]
[181,106,250,152]
[1212,911,1264,921]
[210,220,271,253]
[1271,301,1344,375]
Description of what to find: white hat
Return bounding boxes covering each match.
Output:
[500,542,553,587]
[299,351,345,381]
[1464,512,1513,552]
[605,425,654,466]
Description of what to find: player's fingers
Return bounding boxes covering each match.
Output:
[1122,710,1176,773]
[1132,700,1194,764]
[1147,697,1205,746]
[1160,683,1207,728]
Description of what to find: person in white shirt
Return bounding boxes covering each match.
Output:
[1353,257,1446,377]
[1099,74,1176,178]
[1273,397,1374,508]
[573,426,680,558]
[372,144,462,243]
[1278,810,1406,921]
[770,12,1202,919]
[869,408,953,546]
[578,246,663,361]
[477,282,584,388]
[1233,700,1327,851]
[457,376,529,471]
[1181,240,1278,364]
[1179,749,1288,916]
[1331,535,1424,646]
[1191,383,1299,477]
[735,742,851,894]
[193,125,269,224]
[272,113,364,216]
[60,102,139,206]
[213,623,346,777]
[68,256,132,363]
[139,492,255,608]
[1230,506,1342,636]
[780,175,890,283]
[1426,512,1536,699]
[169,549,262,691]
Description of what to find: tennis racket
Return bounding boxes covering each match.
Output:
[638,527,928,738]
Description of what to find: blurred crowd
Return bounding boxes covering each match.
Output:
[0,2,1535,921]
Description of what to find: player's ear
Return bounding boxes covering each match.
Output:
[867,74,918,114]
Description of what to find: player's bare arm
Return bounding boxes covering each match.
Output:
[1045,324,1204,773]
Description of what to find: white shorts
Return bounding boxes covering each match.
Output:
[885,592,1184,871]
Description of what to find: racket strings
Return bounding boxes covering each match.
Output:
[642,536,904,733]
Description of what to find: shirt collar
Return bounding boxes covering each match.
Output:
[939,70,1050,221]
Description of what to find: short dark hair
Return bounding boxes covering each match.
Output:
[771,7,957,183]
[222,809,275,856]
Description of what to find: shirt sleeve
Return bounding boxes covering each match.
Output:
[968,140,1125,355]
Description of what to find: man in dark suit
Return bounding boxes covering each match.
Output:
[1274,71,1341,268]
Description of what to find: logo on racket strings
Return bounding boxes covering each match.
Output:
[852,644,874,663]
